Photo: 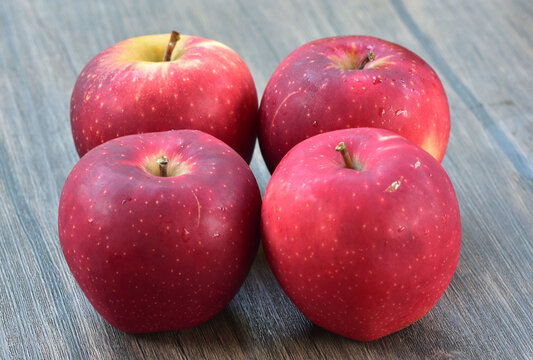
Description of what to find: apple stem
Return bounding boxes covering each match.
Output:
[335,142,355,169]
[163,31,180,62]
[157,156,169,177]
[358,51,375,69]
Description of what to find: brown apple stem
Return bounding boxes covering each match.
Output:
[358,51,375,69]
[335,142,354,169]
[157,156,169,177]
[163,31,180,61]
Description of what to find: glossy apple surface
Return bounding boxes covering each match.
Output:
[259,36,450,172]
[71,33,258,162]
[262,128,461,341]
[58,130,261,332]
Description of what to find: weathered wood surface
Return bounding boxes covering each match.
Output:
[1,0,532,359]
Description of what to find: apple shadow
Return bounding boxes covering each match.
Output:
[116,240,475,359]
[122,246,273,357]
[295,315,473,360]
[128,304,254,357]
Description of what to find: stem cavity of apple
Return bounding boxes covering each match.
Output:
[157,156,169,177]
[358,51,375,70]
[163,31,180,62]
[335,142,354,169]
[335,142,364,171]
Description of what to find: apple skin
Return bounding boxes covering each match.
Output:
[259,35,450,172]
[261,128,461,341]
[58,130,261,333]
[71,34,258,162]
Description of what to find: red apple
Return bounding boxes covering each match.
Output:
[58,130,261,333]
[71,31,258,162]
[261,128,461,341]
[259,35,450,172]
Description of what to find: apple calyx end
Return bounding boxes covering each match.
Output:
[163,31,181,62]
[157,155,169,177]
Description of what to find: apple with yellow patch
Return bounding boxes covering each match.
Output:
[259,36,450,172]
[71,31,258,162]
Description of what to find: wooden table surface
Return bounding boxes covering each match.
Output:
[1,0,532,359]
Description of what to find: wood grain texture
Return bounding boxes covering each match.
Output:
[1,0,532,359]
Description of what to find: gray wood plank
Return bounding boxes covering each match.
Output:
[0,0,532,359]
